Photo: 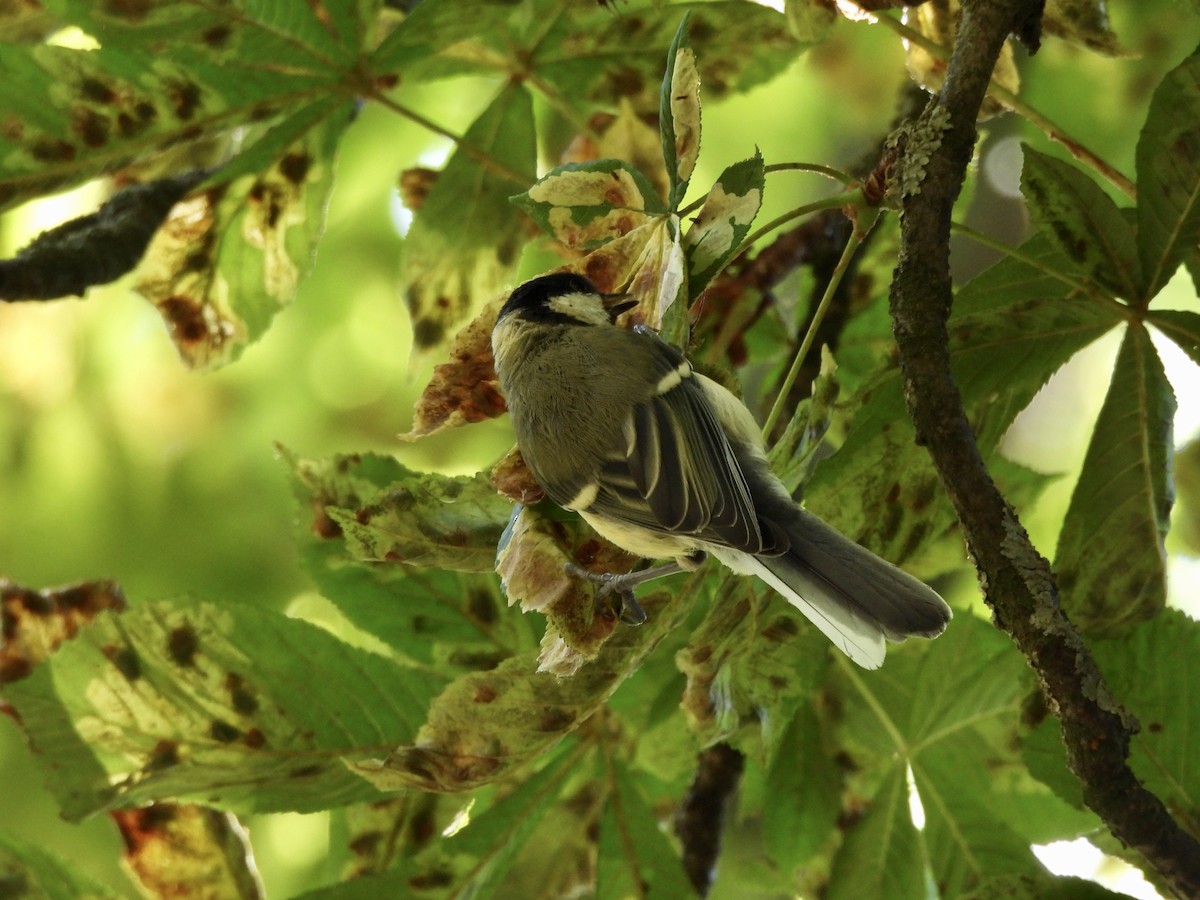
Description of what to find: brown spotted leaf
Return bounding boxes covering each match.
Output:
[6,599,445,819]
[0,578,127,684]
[350,589,682,793]
[401,297,507,440]
[134,99,355,368]
[660,13,701,209]
[112,805,263,900]
[495,505,636,675]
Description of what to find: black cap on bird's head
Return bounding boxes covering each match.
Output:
[498,272,637,326]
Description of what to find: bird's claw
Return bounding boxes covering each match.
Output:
[564,563,648,626]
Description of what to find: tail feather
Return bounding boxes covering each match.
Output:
[716,509,953,670]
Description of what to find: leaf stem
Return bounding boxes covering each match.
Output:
[860,6,1136,199]
[678,163,854,219]
[733,193,850,259]
[761,220,865,439]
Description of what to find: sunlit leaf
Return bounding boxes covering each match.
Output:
[961,873,1129,900]
[367,0,521,78]
[6,599,444,819]
[112,805,262,900]
[1136,45,1200,299]
[0,578,127,684]
[512,160,666,250]
[402,83,535,353]
[134,99,355,369]
[660,13,701,210]
[596,758,694,898]
[350,591,685,793]
[1054,324,1175,632]
[682,150,764,299]
[827,764,924,900]
[1021,146,1142,300]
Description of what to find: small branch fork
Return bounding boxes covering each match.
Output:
[886,1,1200,896]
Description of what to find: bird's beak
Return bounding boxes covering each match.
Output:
[601,292,638,322]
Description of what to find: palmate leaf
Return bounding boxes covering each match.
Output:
[1021,146,1142,300]
[5,599,445,820]
[807,233,1119,570]
[1054,324,1175,632]
[403,82,535,353]
[1136,44,1200,299]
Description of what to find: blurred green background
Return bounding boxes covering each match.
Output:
[2,5,1199,895]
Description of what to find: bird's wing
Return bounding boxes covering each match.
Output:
[586,336,769,554]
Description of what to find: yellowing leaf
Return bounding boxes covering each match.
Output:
[660,15,701,208]
[682,151,764,299]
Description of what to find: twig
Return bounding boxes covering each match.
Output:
[886,1,1200,897]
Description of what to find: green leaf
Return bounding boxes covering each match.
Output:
[135,98,355,368]
[1136,45,1200,298]
[596,758,694,899]
[6,599,444,819]
[1149,307,1200,367]
[1092,609,1200,828]
[350,590,687,793]
[961,873,1130,900]
[287,448,511,574]
[659,13,700,211]
[511,160,667,250]
[403,82,535,352]
[1021,145,1142,300]
[1054,324,1175,632]
[912,738,1040,895]
[367,0,521,78]
[682,150,764,299]
[0,830,122,899]
[0,0,372,211]
[808,233,1119,570]
[676,582,829,755]
[762,702,842,873]
[827,764,925,900]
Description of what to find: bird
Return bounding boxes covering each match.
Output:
[490,271,951,668]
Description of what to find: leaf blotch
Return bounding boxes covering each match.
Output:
[243,727,267,749]
[226,673,259,715]
[146,739,181,771]
[159,296,208,343]
[202,23,233,48]
[167,624,198,667]
[279,152,311,186]
[103,644,142,681]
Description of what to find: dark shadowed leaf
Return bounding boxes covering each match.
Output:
[1136,45,1200,299]
[1042,0,1126,55]
[1148,307,1200,368]
[1021,146,1142,300]
[112,805,263,900]
[808,234,1118,570]
[961,873,1129,900]
[402,83,535,354]
[6,599,443,819]
[1054,324,1175,632]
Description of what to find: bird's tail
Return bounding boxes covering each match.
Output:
[719,508,952,669]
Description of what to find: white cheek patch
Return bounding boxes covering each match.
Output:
[548,292,609,326]
[655,361,692,395]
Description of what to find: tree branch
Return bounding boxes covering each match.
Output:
[887,2,1200,897]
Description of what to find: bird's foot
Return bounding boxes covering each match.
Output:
[565,553,706,626]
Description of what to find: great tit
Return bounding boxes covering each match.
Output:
[491,272,951,668]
